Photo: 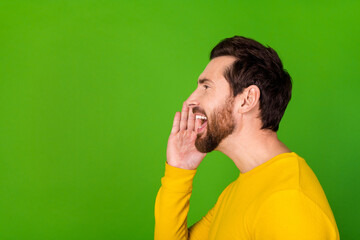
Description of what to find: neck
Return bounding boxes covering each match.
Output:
[216,127,292,174]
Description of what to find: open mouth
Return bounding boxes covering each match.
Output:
[196,115,207,133]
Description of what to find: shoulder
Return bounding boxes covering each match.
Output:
[249,189,338,239]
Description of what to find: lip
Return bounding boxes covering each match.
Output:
[197,120,207,133]
[194,112,207,118]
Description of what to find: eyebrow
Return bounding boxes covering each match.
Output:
[197,78,214,85]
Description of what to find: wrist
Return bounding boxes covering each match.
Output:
[166,160,197,170]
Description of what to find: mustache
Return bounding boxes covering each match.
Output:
[192,106,206,117]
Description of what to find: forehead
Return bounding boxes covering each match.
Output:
[198,56,237,84]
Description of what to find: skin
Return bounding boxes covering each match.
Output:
[166,56,292,172]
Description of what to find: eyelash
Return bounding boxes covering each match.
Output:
[203,85,209,90]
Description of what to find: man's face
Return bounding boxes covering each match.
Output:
[186,56,238,153]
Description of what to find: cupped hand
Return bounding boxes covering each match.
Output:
[166,102,207,170]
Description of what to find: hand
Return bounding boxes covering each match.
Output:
[166,102,207,170]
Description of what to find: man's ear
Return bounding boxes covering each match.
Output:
[237,85,260,114]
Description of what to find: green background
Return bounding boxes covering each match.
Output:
[0,1,359,239]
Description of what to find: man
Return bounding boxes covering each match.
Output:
[154,36,340,239]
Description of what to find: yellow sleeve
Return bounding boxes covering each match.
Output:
[252,189,338,240]
[154,161,198,240]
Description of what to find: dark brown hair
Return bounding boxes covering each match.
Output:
[210,36,292,132]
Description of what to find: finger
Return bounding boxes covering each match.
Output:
[187,106,195,131]
[179,102,188,131]
[171,112,180,134]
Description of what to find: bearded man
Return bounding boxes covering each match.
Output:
[154,36,340,240]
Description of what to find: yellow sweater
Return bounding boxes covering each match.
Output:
[154,152,340,240]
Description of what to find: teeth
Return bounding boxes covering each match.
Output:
[195,115,207,120]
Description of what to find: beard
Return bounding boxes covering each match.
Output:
[195,96,236,153]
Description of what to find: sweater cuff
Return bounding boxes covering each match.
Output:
[160,161,197,193]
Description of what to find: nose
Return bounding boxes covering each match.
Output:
[185,91,199,108]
